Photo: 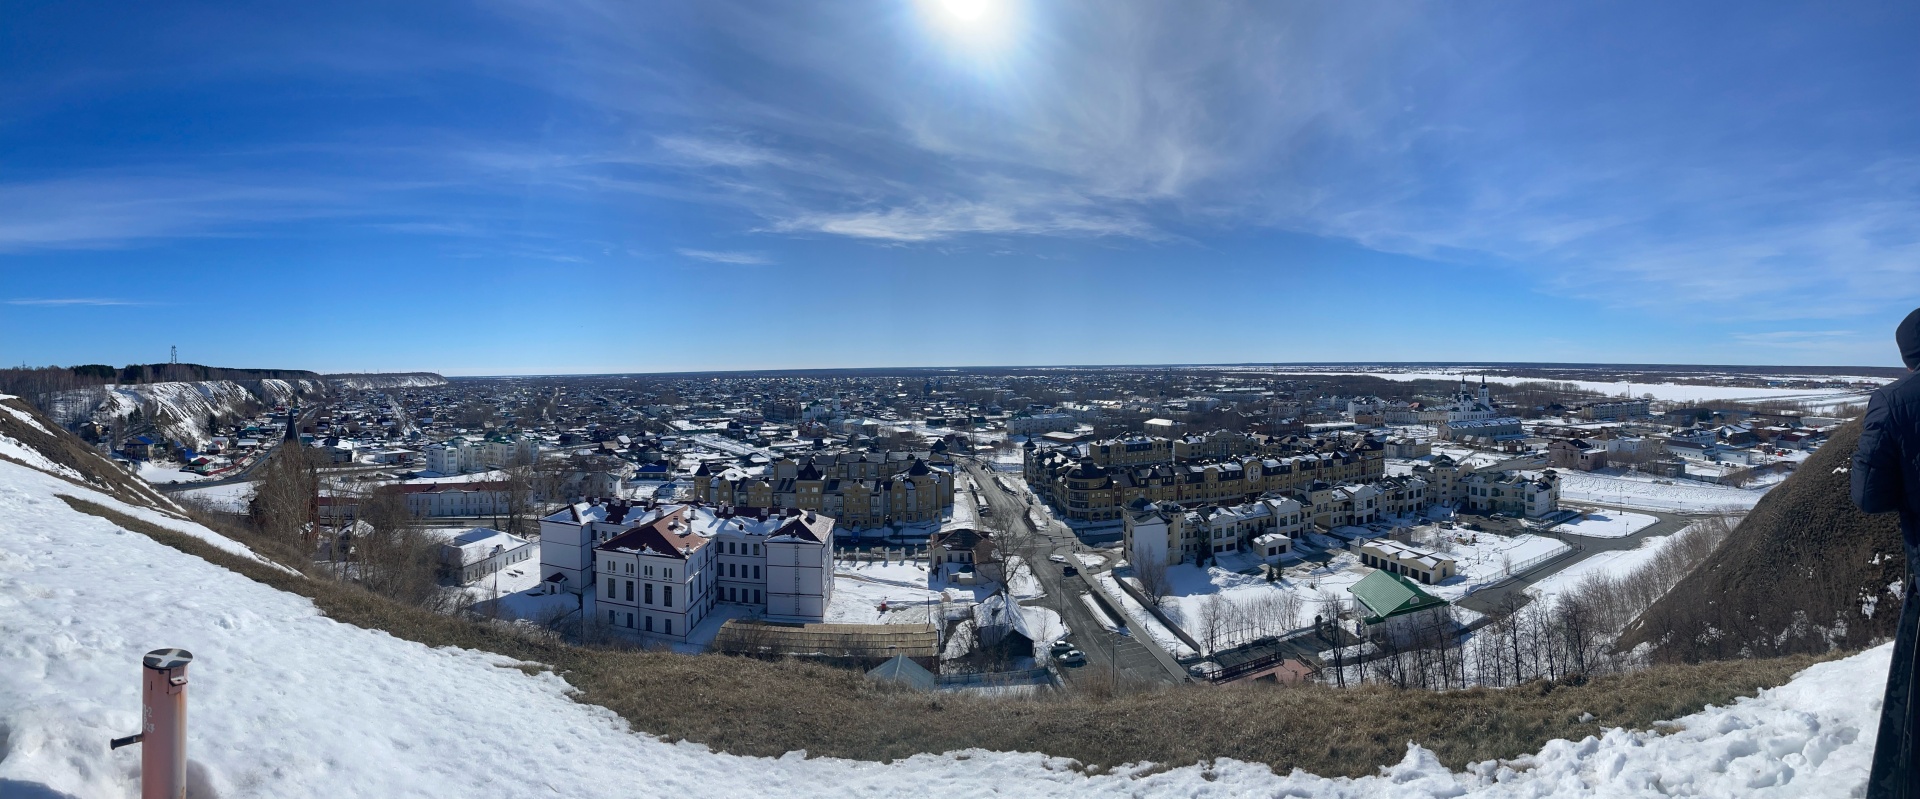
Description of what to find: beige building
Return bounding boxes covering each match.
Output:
[1358,539,1456,585]
[692,450,955,528]
[1026,431,1386,522]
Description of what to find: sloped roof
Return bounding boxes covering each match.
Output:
[1348,570,1447,623]
[865,654,936,690]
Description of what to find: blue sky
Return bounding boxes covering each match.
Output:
[2,0,1917,374]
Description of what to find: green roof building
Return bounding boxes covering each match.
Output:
[1348,569,1449,625]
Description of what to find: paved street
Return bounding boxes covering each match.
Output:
[961,460,1187,687]
[1454,502,1698,616]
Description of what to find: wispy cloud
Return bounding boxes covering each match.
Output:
[5,298,148,306]
[675,248,773,265]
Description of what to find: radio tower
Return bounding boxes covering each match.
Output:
[170,346,178,365]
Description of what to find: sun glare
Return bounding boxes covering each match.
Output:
[924,0,1015,52]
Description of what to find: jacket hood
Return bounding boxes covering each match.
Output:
[1901,307,1920,371]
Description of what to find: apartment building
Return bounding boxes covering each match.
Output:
[1123,494,1311,567]
[1582,399,1653,422]
[1459,471,1561,518]
[691,450,954,527]
[1025,430,1385,522]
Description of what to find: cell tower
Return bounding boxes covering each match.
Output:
[170,345,178,365]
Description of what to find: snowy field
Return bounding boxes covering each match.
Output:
[0,455,1891,797]
[135,460,221,484]
[1271,369,1877,406]
[1525,534,1679,608]
[1546,469,1773,512]
[175,480,257,513]
[1552,509,1659,539]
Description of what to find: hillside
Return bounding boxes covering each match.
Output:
[1620,421,1906,661]
[44,378,326,448]
[324,372,448,390]
[0,396,1894,797]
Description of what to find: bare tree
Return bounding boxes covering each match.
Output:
[252,443,322,550]
[353,485,454,610]
[1135,555,1171,608]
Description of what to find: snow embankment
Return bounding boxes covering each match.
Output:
[1549,470,1772,513]
[0,453,1888,798]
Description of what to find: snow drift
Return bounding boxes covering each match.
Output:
[0,445,1889,798]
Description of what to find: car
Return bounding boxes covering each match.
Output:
[1050,640,1074,656]
[1047,554,1068,564]
[1056,649,1087,666]
[1061,565,1078,577]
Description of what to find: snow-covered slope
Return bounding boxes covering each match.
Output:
[46,379,324,448]
[0,448,1888,798]
[326,373,447,391]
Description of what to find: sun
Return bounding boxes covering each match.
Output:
[925,0,1013,46]
[939,0,995,24]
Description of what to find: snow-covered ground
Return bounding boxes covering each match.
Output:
[175,480,257,513]
[1552,509,1659,539]
[1091,572,1197,658]
[0,429,83,481]
[1271,369,1878,406]
[135,460,221,484]
[1546,469,1774,512]
[0,454,1892,798]
[1525,534,1679,608]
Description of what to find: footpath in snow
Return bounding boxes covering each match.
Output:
[0,455,1889,798]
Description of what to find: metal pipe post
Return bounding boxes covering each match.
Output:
[139,648,193,799]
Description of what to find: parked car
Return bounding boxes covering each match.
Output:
[1062,565,1078,577]
[1050,640,1074,656]
[1057,649,1087,666]
[1047,554,1068,564]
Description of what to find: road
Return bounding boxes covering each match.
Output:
[961,460,1188,687]
[1453,502,1699,616]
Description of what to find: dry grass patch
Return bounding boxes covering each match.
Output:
[63,494,1831,779]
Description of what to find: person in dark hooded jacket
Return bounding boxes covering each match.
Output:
[1856,306,1920,798]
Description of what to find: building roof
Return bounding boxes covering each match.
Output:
[865,654,937,690]
[1348,570,1448,623]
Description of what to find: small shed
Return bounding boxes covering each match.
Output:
[1348,569,1448,625]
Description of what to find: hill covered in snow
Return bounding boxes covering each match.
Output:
[323,372,447,391]
[45,379,325,448]
[0,397,1893,798]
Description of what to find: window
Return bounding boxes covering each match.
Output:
[607,609,616,624]
[665,618,672,635]
[665,568,673,580]
[664,586,673,608]
[625,581,633,602]
[753,565,761,580]
[626,612,634,628]
[754,589,761,603]
[644,583,653,604]
[606,578,616,599]
[626,562,633,573]
[645,615,653,632]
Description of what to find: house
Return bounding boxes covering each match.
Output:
[1548,438,1609,471]
[1348,569,1450,642]
[439,528,535,585]
[927,527,998,583]
[1252,532,1293,562]
[1357,539,1456,585]
[125,436,156,460]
